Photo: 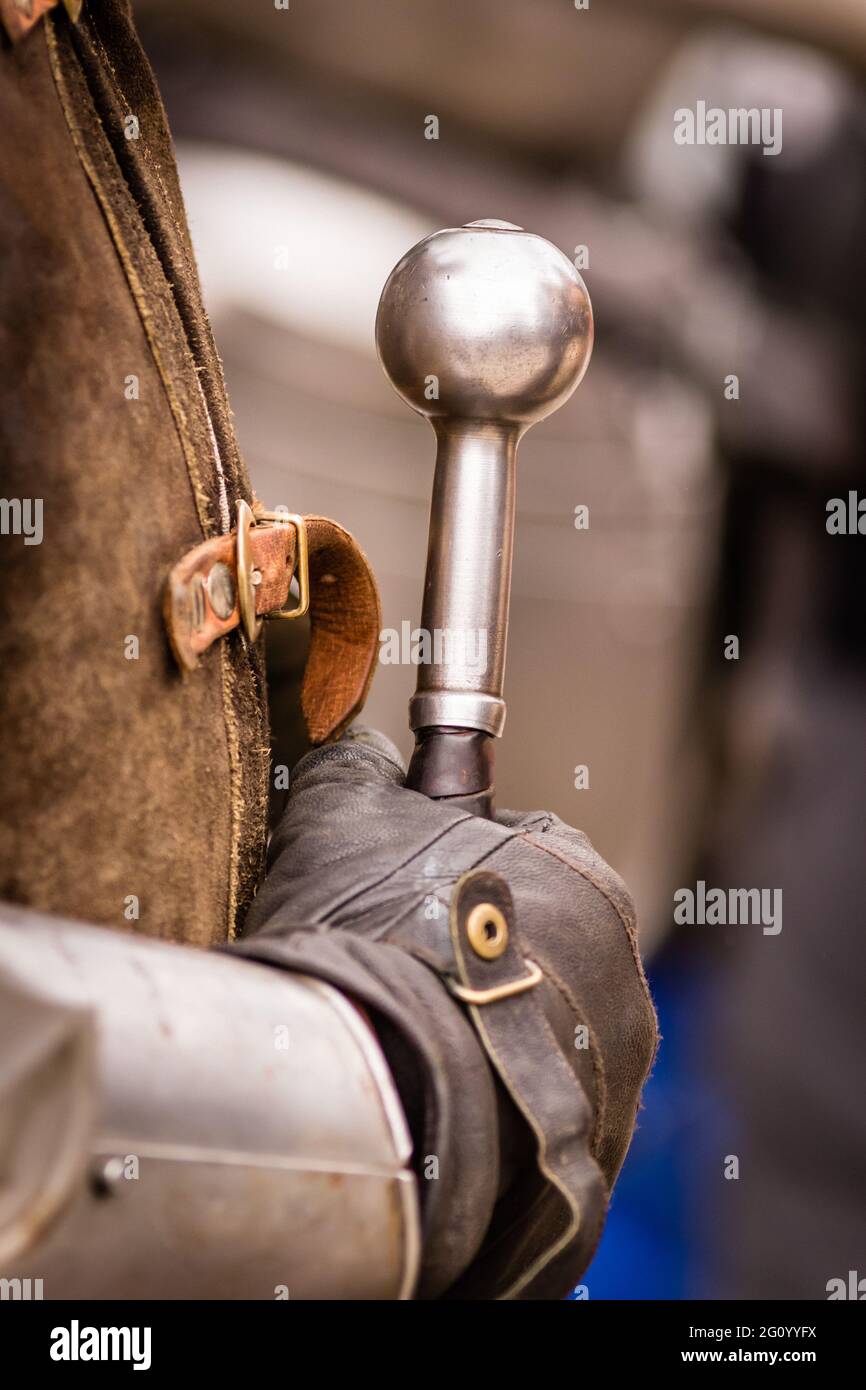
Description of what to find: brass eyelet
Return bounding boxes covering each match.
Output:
[466,901,508,960]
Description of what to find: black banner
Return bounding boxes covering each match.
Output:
[0,1298,859,1374]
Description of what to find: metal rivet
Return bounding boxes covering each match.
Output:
[207,561,235,620]
[190,573,206,630]
[466,901,508,960]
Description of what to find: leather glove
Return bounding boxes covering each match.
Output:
[239,728,658,1300]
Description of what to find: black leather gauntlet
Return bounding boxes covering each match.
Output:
[235,729,658,1299]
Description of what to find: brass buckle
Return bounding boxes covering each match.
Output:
[446,958,543,1006]
[236,500,310,642]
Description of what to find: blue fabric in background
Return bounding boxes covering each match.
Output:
[568,946,730,1300]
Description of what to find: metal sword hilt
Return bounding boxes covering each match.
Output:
[376,219,593,817]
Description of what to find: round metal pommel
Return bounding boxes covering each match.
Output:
[375,219,593,427]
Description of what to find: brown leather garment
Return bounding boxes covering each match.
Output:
[0,4,321,944]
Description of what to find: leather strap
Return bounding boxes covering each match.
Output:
[443,869,608,1300]
[164,509,382,746]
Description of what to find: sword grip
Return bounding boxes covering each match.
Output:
[405,726,494,819]
[376,219,593,822]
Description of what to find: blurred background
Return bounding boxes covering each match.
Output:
[135,0,866,1298]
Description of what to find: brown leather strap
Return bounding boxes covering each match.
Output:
[300,515,381,744]
[164,512,381,746]
[164,523,293,669]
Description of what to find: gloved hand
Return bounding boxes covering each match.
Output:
[239,728,658,1300]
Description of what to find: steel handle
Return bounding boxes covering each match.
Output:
[376,219,593,817]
